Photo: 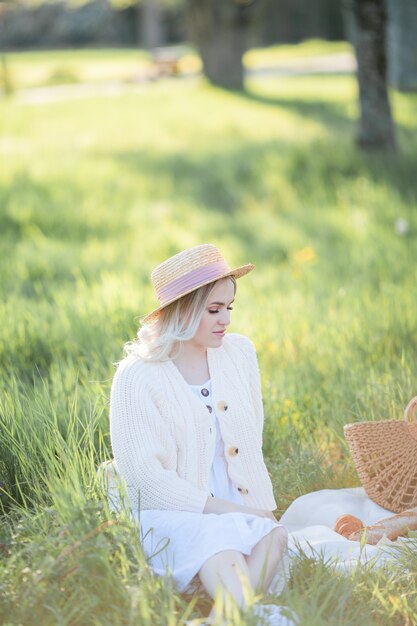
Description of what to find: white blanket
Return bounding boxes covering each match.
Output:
[281,487,414,571]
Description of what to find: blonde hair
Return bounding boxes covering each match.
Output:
[123,277,236,362]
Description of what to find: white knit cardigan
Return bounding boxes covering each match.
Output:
[109,333,277,513]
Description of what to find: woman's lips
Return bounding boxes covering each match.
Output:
[213,331,225,336]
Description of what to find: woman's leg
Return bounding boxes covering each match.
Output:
[245,526,289,594]
[198,549,253,613]
[197,528,288,618]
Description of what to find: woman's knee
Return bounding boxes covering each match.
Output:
[268,526,288,552]
[199,549,247,576]
[198,550,251,602]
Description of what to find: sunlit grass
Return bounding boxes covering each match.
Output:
[4,48,152,89]
[4,40,350,90]
[1,54,417,624]
[245,39,351,68]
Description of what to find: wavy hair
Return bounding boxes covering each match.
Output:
[123,276,236,362]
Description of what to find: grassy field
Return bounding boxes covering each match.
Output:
[2,40,351,89]
[1,44,417,625]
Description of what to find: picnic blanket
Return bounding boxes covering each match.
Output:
[281,487,415,570]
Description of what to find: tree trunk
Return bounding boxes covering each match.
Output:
[138,0,163,50]
[198,28,246,91]
[186,0,256,91]
[1,55,14,97]
[387,0,417,92]
[345,0,396,151]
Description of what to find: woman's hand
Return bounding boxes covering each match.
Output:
[203,496,277,521]
[260,510,278,522]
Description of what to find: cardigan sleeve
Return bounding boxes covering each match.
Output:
[109,362,208,513]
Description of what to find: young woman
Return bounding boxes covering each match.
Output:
[109,244,295,625]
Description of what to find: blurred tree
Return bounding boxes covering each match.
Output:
[387,0,417,92]
[185,0,257,90]
[139,0,162,49]
[0,1,13,97]
[8,0,183,48]
[257,0,345,45]
[0,55,14,96]
[344,0,396,152]
[105,0,169,48]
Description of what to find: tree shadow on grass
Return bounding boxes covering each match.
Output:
[109,126,417,220]
[0,171,132,244]
[242,88,355,136]
[104,132,416,275]
[242,86,417,144]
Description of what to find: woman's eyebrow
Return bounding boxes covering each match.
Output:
[208,299,235,306]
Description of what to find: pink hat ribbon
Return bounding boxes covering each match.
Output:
[157,260,230,304]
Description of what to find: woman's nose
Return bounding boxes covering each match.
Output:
[220,309,231,326]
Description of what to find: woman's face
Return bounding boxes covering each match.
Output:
[190,278,235,350]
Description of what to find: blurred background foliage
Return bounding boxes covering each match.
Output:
[0,0,344,50]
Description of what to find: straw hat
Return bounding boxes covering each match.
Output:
[143,244,254,322]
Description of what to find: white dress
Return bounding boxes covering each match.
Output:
[135,379,284,593]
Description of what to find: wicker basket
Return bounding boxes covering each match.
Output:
[344,397,417,513]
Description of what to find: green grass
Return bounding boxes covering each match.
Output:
[2,48,153,89]
[1,46,417,625]
[245,39,351,68]
[3,40,350,90]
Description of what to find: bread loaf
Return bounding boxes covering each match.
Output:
[348,510,417,545]
[334,515,364,538]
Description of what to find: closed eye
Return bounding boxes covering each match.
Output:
[208,307,233,314]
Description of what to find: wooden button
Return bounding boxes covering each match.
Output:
[206,405,213,413]
[217,401,228,412]
[228,446,239,456]
[201,388,209,397]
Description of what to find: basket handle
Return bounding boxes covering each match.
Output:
[403,396,417,421]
